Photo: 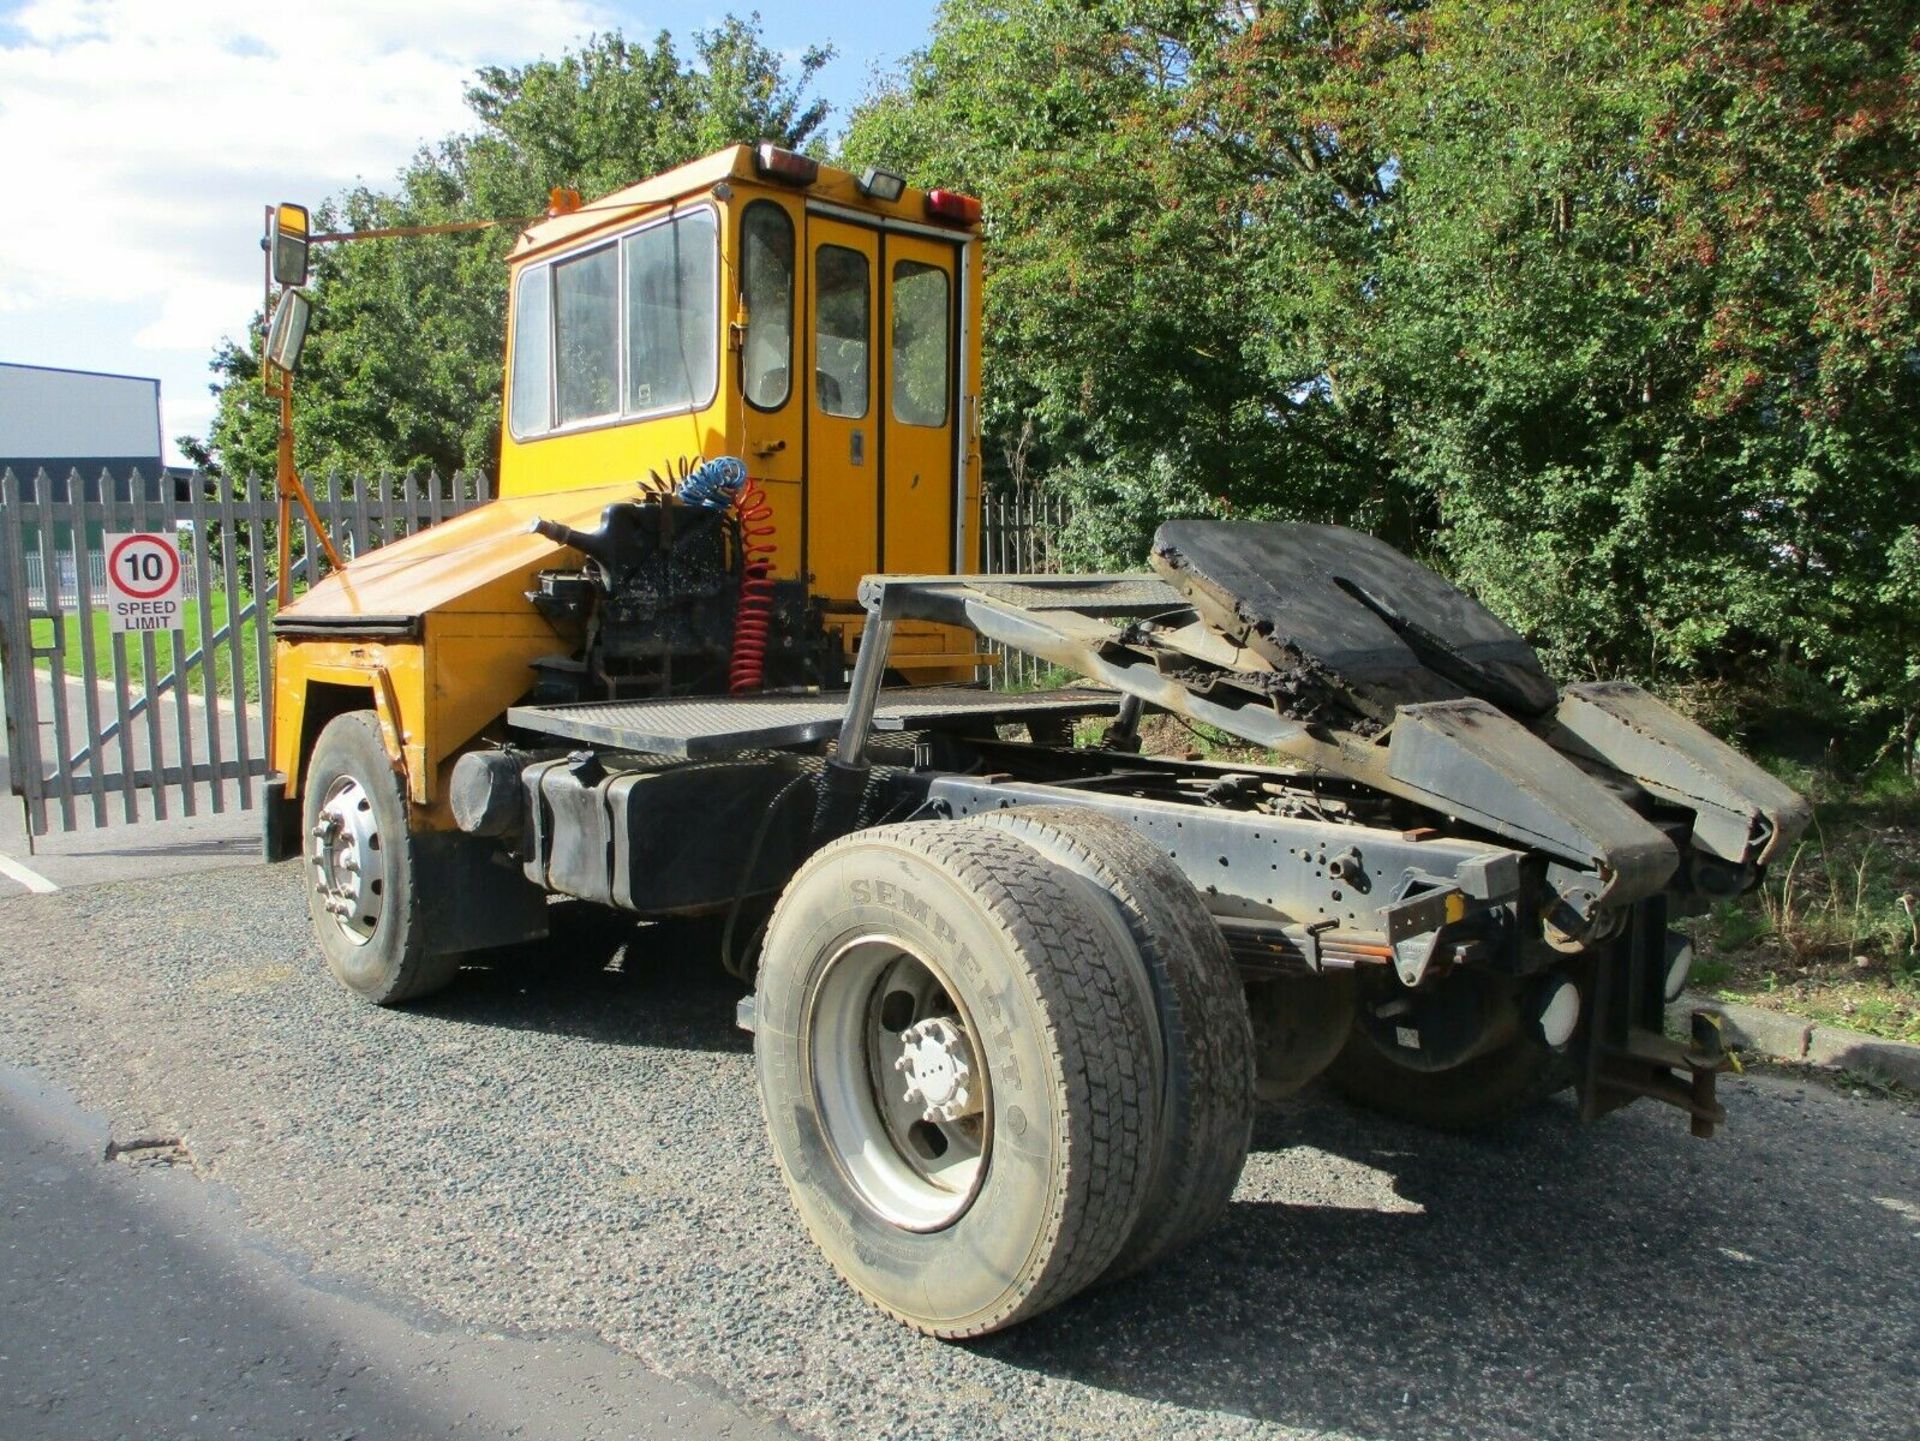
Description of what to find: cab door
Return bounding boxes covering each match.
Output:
[881,234,960,576]
[804,217,879,606]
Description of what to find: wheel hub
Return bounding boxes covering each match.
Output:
[894,1017,980,1123]
[310,776,384,943]
[807,940,990,1231]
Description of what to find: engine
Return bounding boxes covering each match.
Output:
[526,482,829,702]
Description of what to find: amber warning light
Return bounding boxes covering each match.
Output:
[754,143,820,187]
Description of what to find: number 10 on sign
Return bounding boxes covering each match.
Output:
[102,532,185,634]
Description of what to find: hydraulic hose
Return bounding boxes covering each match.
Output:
[674,456,776,694]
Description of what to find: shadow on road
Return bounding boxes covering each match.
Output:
[427,902,752,1055]
[388,903,1914,1439]
[976,1089,1912,1438]
[53,836,256,860]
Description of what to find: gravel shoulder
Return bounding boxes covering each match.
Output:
[3,862,1918,1440]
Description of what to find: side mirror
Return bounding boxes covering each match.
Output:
[265,288,312,373]
[272,202,310,288]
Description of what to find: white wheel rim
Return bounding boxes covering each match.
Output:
[805,936,990,1231]
[310,775,385,944]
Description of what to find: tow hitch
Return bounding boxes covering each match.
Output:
[1588,1009,1742,1139]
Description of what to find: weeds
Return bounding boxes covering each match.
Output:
[1753,822,1917,967]
[1693,757,1920,1043]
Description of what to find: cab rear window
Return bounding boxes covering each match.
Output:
[741,202,794,410]
[891,260,950,427]
[815,245,870,419]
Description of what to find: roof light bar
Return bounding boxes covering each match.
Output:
[858,167,907,203]
[754,143,820,187]
[925,189,982,226]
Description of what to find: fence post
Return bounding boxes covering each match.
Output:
[0,469,44,836]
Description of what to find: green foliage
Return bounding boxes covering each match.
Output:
[186,18,831,483]
[185,3,1920,755]
[846,0,1920,754]
[1688,756,1919,1043]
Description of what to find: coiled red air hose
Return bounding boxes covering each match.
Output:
[729,476,776,693]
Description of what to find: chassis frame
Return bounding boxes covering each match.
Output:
[496,569,1801,1137]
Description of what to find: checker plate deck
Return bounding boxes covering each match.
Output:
[508,686,1119,758]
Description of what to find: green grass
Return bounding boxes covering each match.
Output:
[994,663,1076,694]
[30,591,270,703]
[1689,757,1920,1044]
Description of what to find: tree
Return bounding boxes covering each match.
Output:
[847,0,1920,753]
[187,18,831,484]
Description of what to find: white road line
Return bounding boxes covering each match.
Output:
[0,852,59,894]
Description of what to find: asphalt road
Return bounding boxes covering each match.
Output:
[1,1067,783,1440]
[2,861,1917,1440]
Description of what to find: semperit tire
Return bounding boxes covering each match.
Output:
[302,711,463,1006]
[753,821,1162,1338]
[961,806,1255,1277]
[1324,1025,1572,1131]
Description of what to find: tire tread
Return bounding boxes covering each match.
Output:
[964,807,1255,1274]
[761,821,1159,1336]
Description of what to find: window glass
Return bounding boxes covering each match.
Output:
[815,245,869,418]
[554,246,619,424]
[625,209,718,414]
[891,260,950,427]
[741,203,793,409]
[508,265,551,436]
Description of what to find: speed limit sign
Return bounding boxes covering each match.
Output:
[103,532,185,634]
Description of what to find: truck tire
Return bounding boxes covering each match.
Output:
[962,806,1254,1277]
[1324,1026,1571,1131]
[303,711,462,1005]
[754,822,1160,1337]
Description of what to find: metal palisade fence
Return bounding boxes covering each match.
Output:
[0,467,1067,837]
[981,483,1072,688]
[0,468,491,837]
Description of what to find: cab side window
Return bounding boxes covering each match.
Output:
[741,202,794,410]
[625,208,718,414]
[509,264,551,437]
[554,245,618,425]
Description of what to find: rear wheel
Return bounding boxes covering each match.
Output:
[963,806,1255,1276]
[303,711,463,1005]
[1324,972,1571,1130]
[754,822,1161,1337]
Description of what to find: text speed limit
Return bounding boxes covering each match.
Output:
[103,532,185,634]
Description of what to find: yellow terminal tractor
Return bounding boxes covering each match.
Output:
[262,146,1811,1339]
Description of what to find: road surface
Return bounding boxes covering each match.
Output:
[0,861,1915,1439]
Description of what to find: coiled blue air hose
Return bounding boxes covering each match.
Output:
[676,455,748,509]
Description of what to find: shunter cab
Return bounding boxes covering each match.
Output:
[269,145,987,874]
[502,144,985,672]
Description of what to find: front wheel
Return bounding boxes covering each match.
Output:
[754,822,1161,1338]
[303,711,463,1005]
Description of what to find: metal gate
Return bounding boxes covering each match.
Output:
[0,468,491,837]
[982,483,1071,688]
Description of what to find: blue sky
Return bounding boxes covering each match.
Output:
[0,0,940,462]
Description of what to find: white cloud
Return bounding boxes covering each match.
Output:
[0,0,610,456]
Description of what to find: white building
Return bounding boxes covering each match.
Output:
[0,361,168,500]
